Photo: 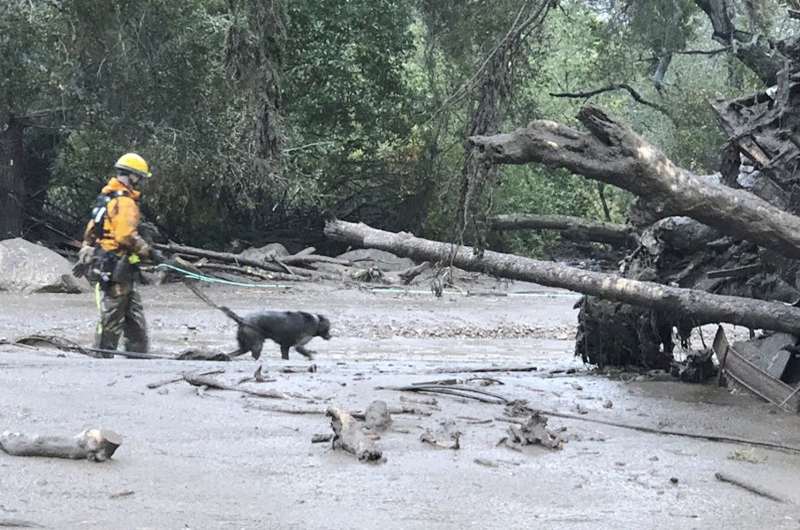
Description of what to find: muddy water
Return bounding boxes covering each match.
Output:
[1,282,800,529]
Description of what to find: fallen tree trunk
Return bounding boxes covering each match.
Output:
[324,220,800,335]
[469,106,800,260]
[326,407,383,462]
[491,214,638,247]
[0,428,122,462]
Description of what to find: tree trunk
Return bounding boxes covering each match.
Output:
[469,106,800,260]
[491,214,638,247]
[0,119,25,239]
[324,220,800,335]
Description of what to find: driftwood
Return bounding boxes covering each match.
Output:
[183,373,290,400]
[324,220,800,336]
[714,472,788,503]
[193,262,308,282]
[491,214,638,247]
[0,429,122,462]
[499,413,564,451]
[499,401,800,454]
[397,261,430,284]
[469,106,800,260]
[243,402,433,418]
[146,369,226,389]
[432,365,538,374]
[420,429,461,450]
[326,407,383,462]
[154,243,312,276]
[378,384,509,404]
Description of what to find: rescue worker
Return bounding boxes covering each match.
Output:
[74,153,156,355]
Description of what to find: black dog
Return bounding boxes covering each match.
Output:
[235,311,331,360]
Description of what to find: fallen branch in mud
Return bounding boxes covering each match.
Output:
[714,472,788,503]
[432,365,538,374]
[491,214,638,247]
[146,369,226,389]
[325,220,800,336]
[243,402,433,418]
[0,429,122,462]
[469,106,800,260]
[183,373,291,400]
[327,407,383,462]
[193,262,306,282]
[378,384,509,404]
[498,402,800,454]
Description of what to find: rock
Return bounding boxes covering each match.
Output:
[337,248,415,272]
[364,400,392,432]
[239,243,290,262]
[0,238,90,294]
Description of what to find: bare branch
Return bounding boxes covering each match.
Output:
[549,85,671,118]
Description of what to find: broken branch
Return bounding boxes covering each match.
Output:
[714,472,788,503]
[468,106,800,260]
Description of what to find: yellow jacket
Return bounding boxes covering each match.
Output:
[84,178,150,257]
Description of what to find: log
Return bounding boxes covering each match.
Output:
[0,428,122,462]
[183,373,290,400]
[326,407,383,462]
[491,214,638,247]
[154,243,312,276]
[468,106,800,260]
[324,220,800,335]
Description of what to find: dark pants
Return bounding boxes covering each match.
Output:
[94,281,148,355]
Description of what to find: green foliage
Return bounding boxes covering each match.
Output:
[2,0,791,253]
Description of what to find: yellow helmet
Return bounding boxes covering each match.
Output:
[114,153,152,178]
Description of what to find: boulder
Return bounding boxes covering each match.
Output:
[337,248,415,272]
[240,242,290,262]
[0,238,90,294]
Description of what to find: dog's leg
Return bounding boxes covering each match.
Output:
[280,345,290,360]
[296,345,315,360]
[251,342,263,360]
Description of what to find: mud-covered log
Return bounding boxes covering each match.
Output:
[325,220,800,335]
[0,429,122,462]
[326,407,382,462]
[469,106,800,260]
[491,214,638,246]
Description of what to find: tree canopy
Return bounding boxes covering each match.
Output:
[1,0,794,253]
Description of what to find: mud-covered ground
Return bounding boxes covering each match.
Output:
[1,279,800,530]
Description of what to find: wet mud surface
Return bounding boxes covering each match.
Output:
[1,281,800,529]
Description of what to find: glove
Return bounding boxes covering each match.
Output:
[71,245,95,278]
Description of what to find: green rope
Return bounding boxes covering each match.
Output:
[156,263,289,289]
